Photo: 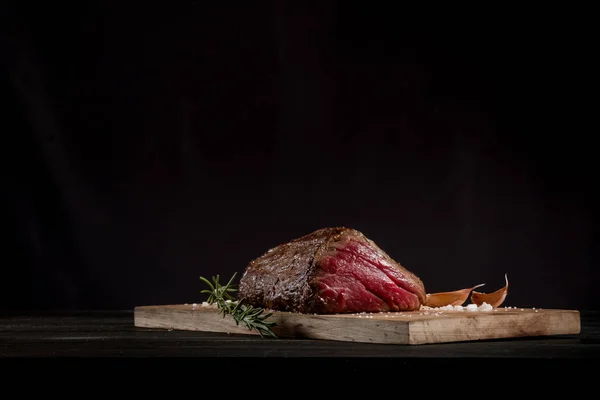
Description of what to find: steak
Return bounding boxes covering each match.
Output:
[237,227,427,314]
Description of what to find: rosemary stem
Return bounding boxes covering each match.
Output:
[199,273,278,338]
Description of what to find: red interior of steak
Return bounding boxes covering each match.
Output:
[314,238,423,313]
[238,226,426,314]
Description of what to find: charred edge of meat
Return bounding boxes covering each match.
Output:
[237,227,426,314]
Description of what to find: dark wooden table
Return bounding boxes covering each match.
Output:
[2,309,598,383]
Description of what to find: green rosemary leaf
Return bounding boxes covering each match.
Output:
[199,272,278,338]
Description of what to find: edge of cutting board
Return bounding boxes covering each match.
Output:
[133,304,581,345]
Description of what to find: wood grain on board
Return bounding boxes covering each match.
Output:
[134,304,580,345]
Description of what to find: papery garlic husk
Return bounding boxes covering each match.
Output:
[470,274,508,308]
[424,283,486,308]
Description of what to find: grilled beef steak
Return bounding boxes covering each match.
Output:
[237,227,426,314]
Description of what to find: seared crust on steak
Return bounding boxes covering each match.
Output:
[238,227,426,314]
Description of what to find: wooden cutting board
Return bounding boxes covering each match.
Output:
[134,303,581,345]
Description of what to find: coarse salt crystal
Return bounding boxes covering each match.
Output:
[478,302,493,312]
[466,304,478,311]
[453,305,464,311]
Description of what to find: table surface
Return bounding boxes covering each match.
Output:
[2,309,598,386]
[2,309,599,358]
[2,310,593,392]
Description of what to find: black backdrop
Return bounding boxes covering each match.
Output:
[2,3,597,311]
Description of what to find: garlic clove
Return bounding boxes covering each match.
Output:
[470,274,508,308]
[424,283,486,308]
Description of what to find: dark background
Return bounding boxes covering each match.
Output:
[1,3,596,311]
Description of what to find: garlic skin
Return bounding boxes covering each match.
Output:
[424,283,486,308]
[471,274,508,308]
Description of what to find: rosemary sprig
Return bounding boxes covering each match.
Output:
[199,272,278,338]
